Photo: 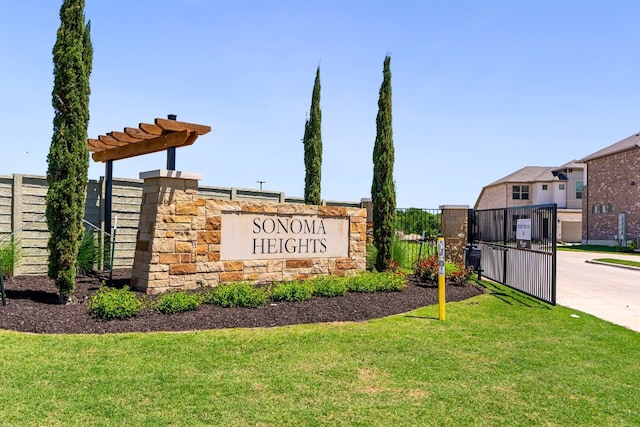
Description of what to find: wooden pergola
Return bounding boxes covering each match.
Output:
[87,116,211,272]
[88,117,211,163]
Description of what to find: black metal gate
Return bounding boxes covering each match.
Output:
[470,204,557,305]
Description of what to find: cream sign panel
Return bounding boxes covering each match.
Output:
[220,213,349,260]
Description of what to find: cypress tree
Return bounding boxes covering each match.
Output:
[371,55,396,272]
[303,66,322,205]
[46,0,92,303]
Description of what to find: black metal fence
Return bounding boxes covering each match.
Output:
[393,208,442,268]
[470,204,557,305]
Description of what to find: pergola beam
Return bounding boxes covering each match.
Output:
[91,130,197,162]
[87,117,211,162]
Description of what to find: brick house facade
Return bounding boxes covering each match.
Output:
[581,132,640,246]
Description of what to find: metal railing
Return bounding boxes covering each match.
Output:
[471,204,557,305]
[393,208,442,268]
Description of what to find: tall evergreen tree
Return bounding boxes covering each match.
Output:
[46,0,92,303]
[371,55,396,272]
[303,66,322,205]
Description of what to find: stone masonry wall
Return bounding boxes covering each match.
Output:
[131,173,366,294]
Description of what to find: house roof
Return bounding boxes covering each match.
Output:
[552,160,583,172]
[580,132,640,162]
[486,166,558,186]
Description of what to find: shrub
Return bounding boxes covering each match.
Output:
[153,291,200,314]
[88,286,143,320]
[371,271,408,291]
[203,282,268,308]
[77,230,100,276]
[0,238,20,277]
[413,255,473,285]
[309,276,347,297]
[271,280,314,302]
[345,272,378,293]
[413,256,439,283]
[346,271,407,293]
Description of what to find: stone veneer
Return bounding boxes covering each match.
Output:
[131,171,367,294]
[440,205,469,264]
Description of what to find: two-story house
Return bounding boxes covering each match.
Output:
[474,161,584,242]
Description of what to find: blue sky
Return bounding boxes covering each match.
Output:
[2,1,640,208]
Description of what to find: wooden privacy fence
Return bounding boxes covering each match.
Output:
[0,174,361,275]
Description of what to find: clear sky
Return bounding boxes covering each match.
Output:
[2,1,640,208]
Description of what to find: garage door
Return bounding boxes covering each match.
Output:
[561,221,581,243]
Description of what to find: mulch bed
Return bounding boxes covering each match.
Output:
[0,270,484,334]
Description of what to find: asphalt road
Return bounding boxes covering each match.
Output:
[557,250,640,332]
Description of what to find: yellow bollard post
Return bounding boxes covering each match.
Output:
[437,236,446,320]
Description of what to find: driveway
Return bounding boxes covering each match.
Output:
[557,250,640,332]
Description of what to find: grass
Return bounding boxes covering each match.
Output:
[593,258,640,268]
[0,282,638,426]
[558,244,639,255]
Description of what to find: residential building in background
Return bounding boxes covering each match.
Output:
[474,162,584,243]
[580,132,640,246]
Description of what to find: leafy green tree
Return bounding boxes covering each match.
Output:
[46,0,92,303]
[371,56,396,271]
[303,66,322,205]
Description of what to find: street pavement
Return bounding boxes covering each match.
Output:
[556,250,640,332]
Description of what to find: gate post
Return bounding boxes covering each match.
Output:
[439,205,469,264]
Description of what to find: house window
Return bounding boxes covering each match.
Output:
[592,205,598,214]
[576,181,583,199]
[609,204,615,213]
[601,204,607,214]
[513,185,529,200]
[559,184,565,190]
[542,184,548,190]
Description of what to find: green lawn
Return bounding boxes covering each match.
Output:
[592,258,640,268]
[1,283,638,426]
[558,244,640,255]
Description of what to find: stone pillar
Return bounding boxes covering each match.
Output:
[360,198,373,243]
[440,205,469,264]
[131,170,202,294]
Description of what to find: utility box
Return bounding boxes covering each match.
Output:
[464,244,481,271]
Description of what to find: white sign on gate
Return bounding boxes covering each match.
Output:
[516,218,532,249]
[516,218,532,240]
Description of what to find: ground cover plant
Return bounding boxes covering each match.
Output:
[0,281,638,426]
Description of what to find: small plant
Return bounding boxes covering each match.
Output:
[76,230,100,276]
[270,280,314,302]
[88,286,144,320]
[153,291,200,314]
[203,282,269,308]
[366,243,377,271]
[391,237,410,270]
[309,276,347,297]
[629,240,638,252]
[0,237,20,277]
